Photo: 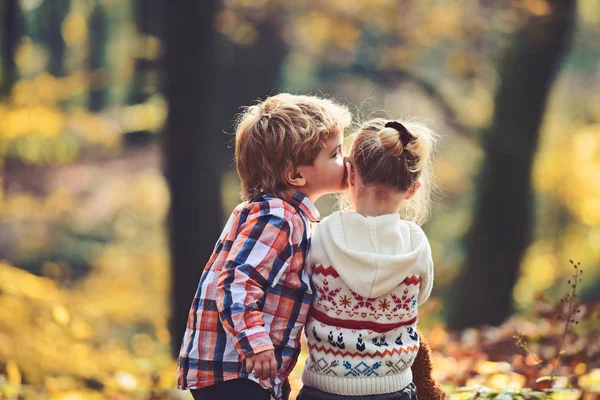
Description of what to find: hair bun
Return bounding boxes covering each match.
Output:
[385,121,415,147]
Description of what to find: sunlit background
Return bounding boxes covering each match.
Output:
[0,0,599,398]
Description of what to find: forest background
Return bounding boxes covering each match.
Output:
[0,0,599,398]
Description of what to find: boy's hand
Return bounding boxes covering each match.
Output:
[246,349,277,380]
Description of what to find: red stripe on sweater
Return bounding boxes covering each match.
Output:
[402,275,422,285]
[312,266,421,287]
[309,307,418,333]
[402,275,421,286]
[312,264,340,277]
[307,342,419,358]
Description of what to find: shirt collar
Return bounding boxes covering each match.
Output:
[288,192,320,222]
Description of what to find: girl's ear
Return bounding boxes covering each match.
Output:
[346,161,355,188]
[287,168,306,188]
[405,181,422,200]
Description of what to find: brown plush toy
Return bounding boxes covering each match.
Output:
[411,330,446,399]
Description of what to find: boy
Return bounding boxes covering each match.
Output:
[177,93,352,400]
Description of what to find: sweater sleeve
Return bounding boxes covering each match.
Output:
[417,241,434,306]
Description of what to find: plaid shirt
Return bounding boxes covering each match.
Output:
[177,192,320,399]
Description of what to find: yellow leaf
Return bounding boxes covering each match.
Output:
[6,361,22,385]
[53,305,70,325]
[575,362,587,375]
[578,368,600,391]
[474,360,511,375]
[115,371,138,391]
[486,373,511,390]
[61,13,88,46]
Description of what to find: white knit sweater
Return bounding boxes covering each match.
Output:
[301,211,434,396]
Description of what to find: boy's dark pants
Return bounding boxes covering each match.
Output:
[297,382,418,400]
[190,379,270,400]
[190,378,292,400]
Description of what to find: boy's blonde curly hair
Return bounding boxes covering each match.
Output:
[235,93,351,201]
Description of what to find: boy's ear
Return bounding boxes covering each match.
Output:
[405,181,422,200]
[287,168,307,188]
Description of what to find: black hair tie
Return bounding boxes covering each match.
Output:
[385,121,415,147]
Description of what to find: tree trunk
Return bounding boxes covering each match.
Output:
[129,0,163,106]
[35,0,69,77]
[446,0,577,330]
[0,0,23,97]
[88,1,108,112]
[164,0,223,358]
[125,0,164,146]
[211,21,288,169]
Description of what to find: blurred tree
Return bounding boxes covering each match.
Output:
[0,0,24,97]
[165,0,223,358]
[33,0,70,77]
[446,0,577,330]
[88,0,108,112]
[129,0,162,106]
[321,63,474,139]
[211,19,288,168]
[125,0,163,146]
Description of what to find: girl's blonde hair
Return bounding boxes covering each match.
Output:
[349,118,438,225]
[235,93,351,201]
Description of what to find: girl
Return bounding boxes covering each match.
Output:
[299,118,438,400]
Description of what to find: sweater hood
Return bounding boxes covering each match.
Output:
[316,211,431,298]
